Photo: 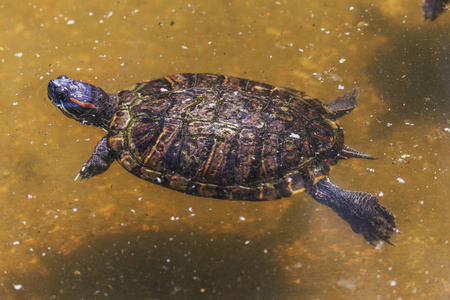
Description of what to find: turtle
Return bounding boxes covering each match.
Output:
[47,73,396,244]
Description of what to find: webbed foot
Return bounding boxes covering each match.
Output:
[308,177,397,245]
[74,135,114,182]
[345,192,396,245]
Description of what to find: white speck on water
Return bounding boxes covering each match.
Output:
[54,215,59,219]
[289,133,300,139]
[397,178,405,184]
[339,58,346,63]
[320,28,330,34]
[67,20,75,25]
[387,123,393,127]
[188,207,193,212]
[390,280,397,287]
[13,284,23,290]
[444,128,450,132]
[73,208,77,212]
[22,221,26,225]
[375,241,384,251]
[14,52,23,58]
[13,241,20,245]
[292,262,303,269]
[27,194,33,199]
[338,85,344,90]
[13,102,18,105]
[337,279,356,291]
[349,6,354,11]
[379,191,384,197]
[138,197,142,201]
[420,200,424,205]
[239,216,246,221]
[263,249,268,253]
[131,209,135,213]
[400,154,411,158]
[245,240,250,245]
[181,45,188,49]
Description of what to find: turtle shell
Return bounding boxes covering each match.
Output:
[108,73,343,200]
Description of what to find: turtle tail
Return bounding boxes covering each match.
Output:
[340,145,377,160]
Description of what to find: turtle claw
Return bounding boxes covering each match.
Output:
[76,164,99,182]
[74,172,81,182]
[74,166,88,182]
[385,239,395,246]
[357,200,397,246]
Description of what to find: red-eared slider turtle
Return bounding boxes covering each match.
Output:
[48,73,396,244]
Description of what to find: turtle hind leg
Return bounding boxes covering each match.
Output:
[340,144,377,160]
[326,89,359,118]
[307,177,396,244]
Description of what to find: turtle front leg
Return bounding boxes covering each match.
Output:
[75,135,114,182]
[307,177,396,245]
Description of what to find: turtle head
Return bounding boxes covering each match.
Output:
[48,75,115,130]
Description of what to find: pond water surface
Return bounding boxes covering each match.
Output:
[0,0,449,299]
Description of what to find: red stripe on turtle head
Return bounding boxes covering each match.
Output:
[70,97,97,109]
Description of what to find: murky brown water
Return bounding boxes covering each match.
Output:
[0,0,449,299]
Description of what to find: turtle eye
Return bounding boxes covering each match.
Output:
[54,87,68,100]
